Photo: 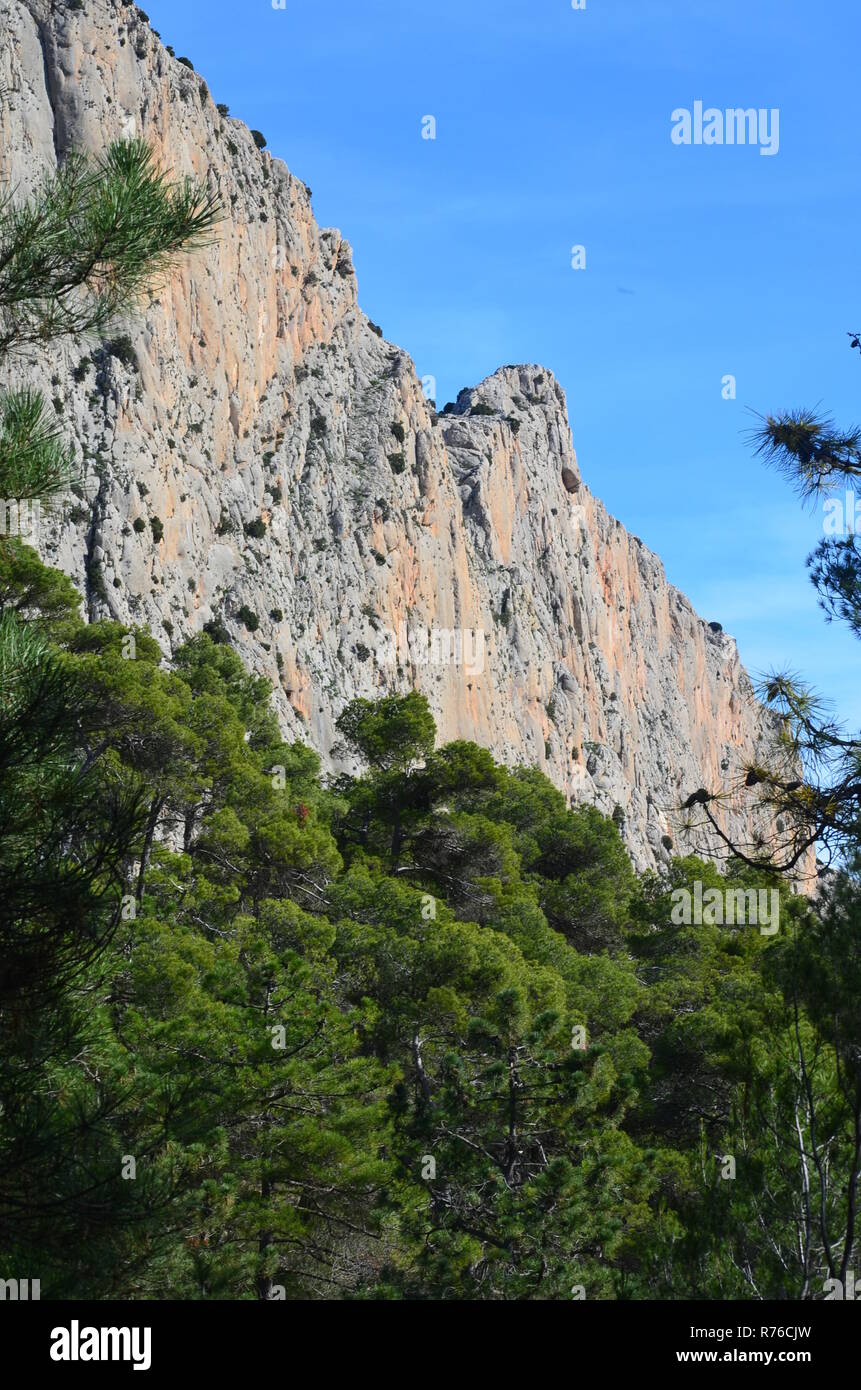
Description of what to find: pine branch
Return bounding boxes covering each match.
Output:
[0,138,221,357]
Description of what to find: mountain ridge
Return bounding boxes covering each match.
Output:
[0,0,784,873]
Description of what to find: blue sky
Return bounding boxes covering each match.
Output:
[146,0,860,728]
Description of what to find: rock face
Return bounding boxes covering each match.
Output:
[0,0,782,872]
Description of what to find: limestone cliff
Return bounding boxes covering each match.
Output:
[0,0,781,872]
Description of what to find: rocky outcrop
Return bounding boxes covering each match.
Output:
[0,0,784,872]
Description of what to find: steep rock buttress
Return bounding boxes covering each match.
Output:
[0,0,782,872]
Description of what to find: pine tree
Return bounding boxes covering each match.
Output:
[0,139,219,1289]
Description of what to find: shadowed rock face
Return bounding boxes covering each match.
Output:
[1,0,786,873]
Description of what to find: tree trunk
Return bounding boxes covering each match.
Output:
[136,795,164,904]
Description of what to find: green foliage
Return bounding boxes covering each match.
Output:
[0,539,81,651]
[809,534,861,638]
[0,138,223,1294]
[0,138,219,356]
[237,603,259,631]
[103,333,137,368]
[336,690,435,773]
[752,405,861,501]
[0,387,74,504]
[2,603,860,1298]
